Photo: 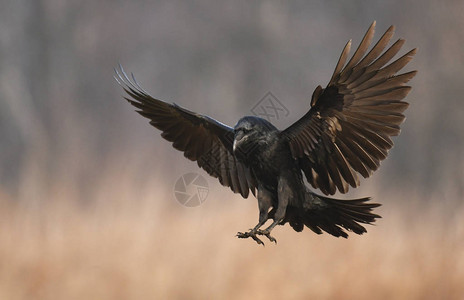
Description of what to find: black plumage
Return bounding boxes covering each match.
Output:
[115,21,416,245]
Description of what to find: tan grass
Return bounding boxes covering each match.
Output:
[0,181,462,300]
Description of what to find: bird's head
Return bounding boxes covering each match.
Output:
[232,116,277,160]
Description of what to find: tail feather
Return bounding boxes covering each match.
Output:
[280,191,381,238]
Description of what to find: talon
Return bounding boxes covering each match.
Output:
[236,232,248,238]
[236,230,265,245]
[251,235,265,246]
[256,229,277,243]
[268,235,277,244]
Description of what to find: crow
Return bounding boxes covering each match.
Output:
[115,21,416,245]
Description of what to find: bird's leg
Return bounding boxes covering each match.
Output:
[236,186,273,245]
[256,175,291,243]
[257,222,279,243]
[255,212,278,243]
[256,215,282,243]
[236,214,270,245]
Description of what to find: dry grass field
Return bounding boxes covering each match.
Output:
[2,3,464,299]
[0,169,462,300]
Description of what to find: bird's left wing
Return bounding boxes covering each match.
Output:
[115,67,256,198]
[282,22,417,195]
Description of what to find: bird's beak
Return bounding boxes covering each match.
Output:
[233,131,245,152]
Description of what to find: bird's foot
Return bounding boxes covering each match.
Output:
[236,229,264,246]
[256,229,277,244]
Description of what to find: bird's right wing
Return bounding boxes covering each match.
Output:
[115,67,257,198]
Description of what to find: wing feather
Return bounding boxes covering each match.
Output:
[116,66,256,198]
[283,22,416,195]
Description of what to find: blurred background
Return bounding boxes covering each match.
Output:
[1,0,463,299]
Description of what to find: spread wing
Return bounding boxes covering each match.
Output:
[115,66,256,198]
[282,21,417,195]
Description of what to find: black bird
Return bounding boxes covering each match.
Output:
[116,22,416,245]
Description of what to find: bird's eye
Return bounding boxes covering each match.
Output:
[241,128,251,134]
